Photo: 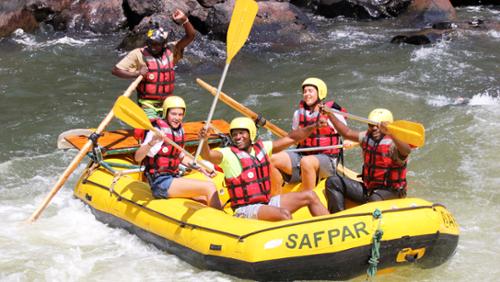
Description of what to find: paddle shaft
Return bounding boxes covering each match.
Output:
[193,0,258,163]
[193,64,230,162]
[196,78,288,138]
[150,127,215,173]
[286,145,343,153]
[323,107,377,125]
[28,76,143,223]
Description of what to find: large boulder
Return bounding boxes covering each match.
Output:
[397,0,456,28]
[0,1,38,37]
[251,1,315,45]
[51,0,126,33]
[203,0,315,44]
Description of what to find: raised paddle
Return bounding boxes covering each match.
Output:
[27,76,144,223]
[196,78,287,137]
[322,107,425,147]
[112,96,215,173]
[193,0,259,162]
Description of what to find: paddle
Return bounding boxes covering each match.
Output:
[196,78,287,137]
[27,76,144,223]
[193,0,259,162]
[322,107,425,147]
[112,96,215,173]
[286,145,343,153]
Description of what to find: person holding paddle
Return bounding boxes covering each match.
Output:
[112,9,195,118]
[134,96,222,210]
[271,78,347,192]
[322,108,411,213]
[199,117,329,221]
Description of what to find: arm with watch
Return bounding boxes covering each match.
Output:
[172,9,195,52]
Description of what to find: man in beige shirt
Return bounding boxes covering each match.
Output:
[112,9,195,118]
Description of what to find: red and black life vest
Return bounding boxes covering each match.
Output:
[361,134,407,191]
[145,119,184,176]
[224,140,272,209]
[296,100,346,155]
[137,47,175,101]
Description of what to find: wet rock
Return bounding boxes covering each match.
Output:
[397,0,456,28]
[316,0,412,19]
[24,0,72,30]
[198,0,226,8]
[54,0,126,33]
[252,1,315,45]
[390,19,499,45]
[390,27,452,45]
[203,0,314,45]
[0,2,38,37]
[126,0,162,15]
[449,0,497,5]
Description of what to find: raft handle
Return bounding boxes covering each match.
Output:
[396,247,426,263]
[209,244,222,251]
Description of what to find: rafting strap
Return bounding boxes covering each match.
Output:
[367,208,383,279]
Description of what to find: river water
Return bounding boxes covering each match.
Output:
[1,6,499,281]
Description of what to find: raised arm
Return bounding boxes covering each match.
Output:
[198,127,223,165]
[172,9,195,51]
[322,105,360,142]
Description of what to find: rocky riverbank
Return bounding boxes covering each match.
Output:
[0,0,497,48]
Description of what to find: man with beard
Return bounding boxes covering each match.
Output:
[112,9,195,118]
[199,117,330,221]
[322,108,412,213]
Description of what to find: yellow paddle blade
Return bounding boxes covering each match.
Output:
[112,96,154,131]
[388,120,425,147]
[226,0,258,64]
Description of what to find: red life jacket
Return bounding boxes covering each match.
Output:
[145,119,184,176]
[137,47,175,101]
[296,100,345,155]
[361,134,407,190]
[224,140,272,209]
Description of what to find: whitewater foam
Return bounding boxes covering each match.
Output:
[12,29,96,50]
[468,91,500,106]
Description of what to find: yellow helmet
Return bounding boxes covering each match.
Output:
[368,108,393,123]
[162,96,186,118]
[229,117,257,143]
[302,77,327,101]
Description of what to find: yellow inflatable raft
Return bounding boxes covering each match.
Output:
[68,121,459,280]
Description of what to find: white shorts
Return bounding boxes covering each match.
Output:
[234,195,281,219]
